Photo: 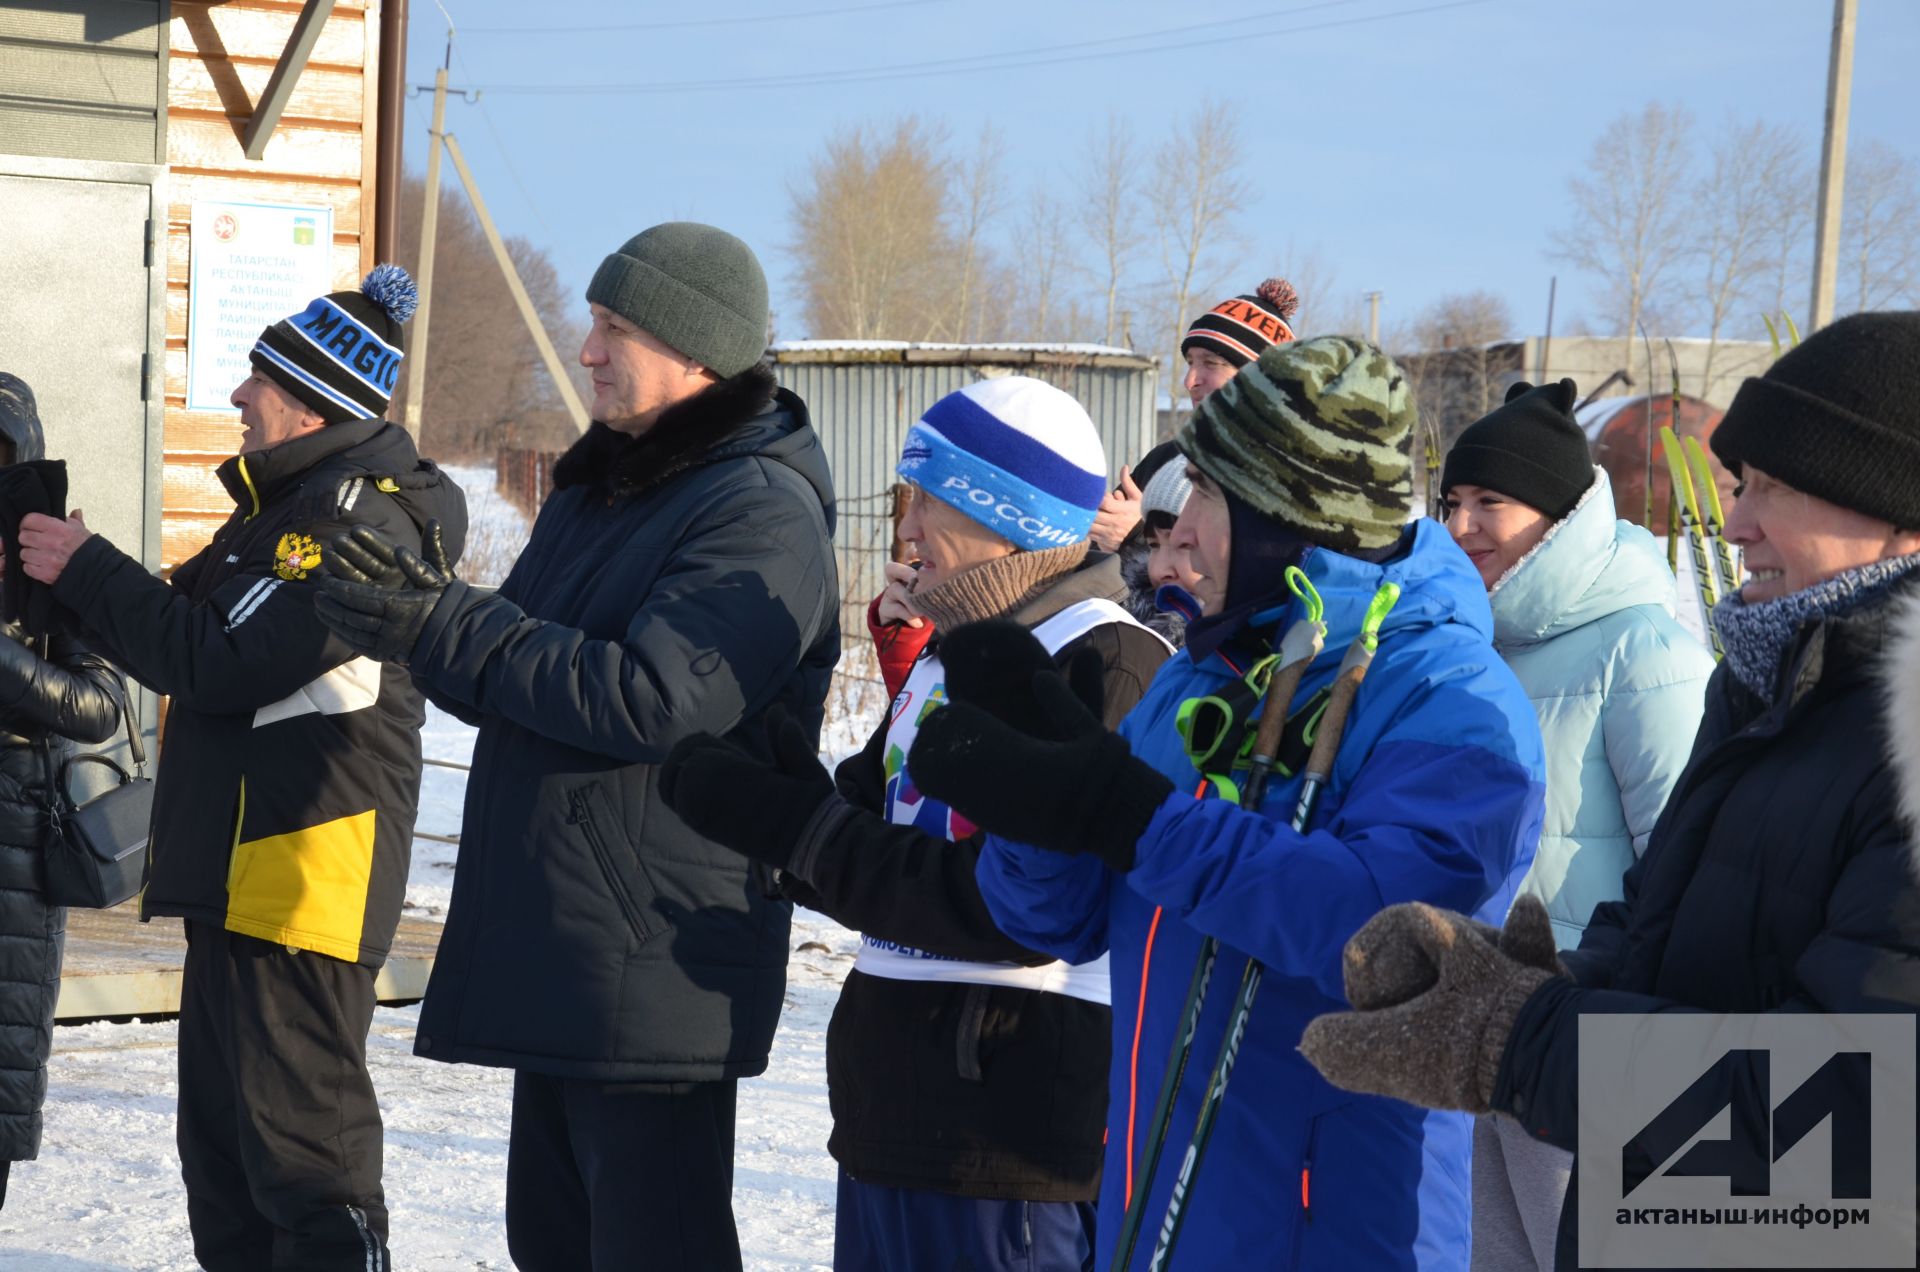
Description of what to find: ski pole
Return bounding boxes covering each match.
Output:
[1146,582,1400,1272]
[1110,570,1324,1272]
[1661,425,1723,659]
[1682,433,1740,597]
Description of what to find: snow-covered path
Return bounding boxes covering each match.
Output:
[3,911,854,1270]
[1,464,865,1269]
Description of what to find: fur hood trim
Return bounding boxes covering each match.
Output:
[1887,587,1920,876]
[552,362,778,500]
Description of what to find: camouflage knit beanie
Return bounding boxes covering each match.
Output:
[1179,335,1415,552]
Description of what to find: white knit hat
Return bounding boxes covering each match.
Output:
[1141,459,1194,521]
[896,376,1109,551]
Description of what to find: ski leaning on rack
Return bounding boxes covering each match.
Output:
[1682,432,1740,603]
[1662,424,1723,659]
[1144,582,1400,1272]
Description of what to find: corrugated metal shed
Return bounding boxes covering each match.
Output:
[769,341,1158,631]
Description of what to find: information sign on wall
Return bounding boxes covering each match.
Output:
[186,200,335,412]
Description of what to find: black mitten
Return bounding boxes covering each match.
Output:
[660,705,835,871]
[937,619,1108,739]
[908,678,1171,871]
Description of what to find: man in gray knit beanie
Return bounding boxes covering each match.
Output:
[582,221,770,432]
[315,220,839,1271]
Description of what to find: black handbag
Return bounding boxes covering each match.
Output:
[41,679,153,910]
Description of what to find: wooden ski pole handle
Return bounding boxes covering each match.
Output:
[1302,658,1370,784]
[1249,656,1312,765]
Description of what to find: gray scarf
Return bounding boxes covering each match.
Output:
[1714,552,1920,703]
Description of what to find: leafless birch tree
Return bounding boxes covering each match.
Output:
[1841,140,1920,313]
[1551,103,1694,384]
[1149,102,1251,385]
[1075,114,1144,347]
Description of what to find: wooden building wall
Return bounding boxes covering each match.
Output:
[162,0,382,567]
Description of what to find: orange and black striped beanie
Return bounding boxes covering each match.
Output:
[1181,277,1300,368]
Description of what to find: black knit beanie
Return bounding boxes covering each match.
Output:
[251,265,416,424]
[1710,310,1920,529]
[1441,379,1594,520]
[1181,278,1300,368]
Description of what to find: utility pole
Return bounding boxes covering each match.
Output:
[398,14,589,438]
[1808,0,1857,333]
[1364,291,1382,345]
[401,56,450,440]
[443,133,589,431]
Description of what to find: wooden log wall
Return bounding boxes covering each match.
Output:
[162,0,382,567]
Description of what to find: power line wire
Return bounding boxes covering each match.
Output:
[466,0,1489,96]
[451,42,556,238]
[471,0,1364,92]
[464,0,949,36]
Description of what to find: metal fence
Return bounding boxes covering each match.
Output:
[485,345,1158,692]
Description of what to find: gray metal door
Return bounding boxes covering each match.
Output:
[0,168,159,566]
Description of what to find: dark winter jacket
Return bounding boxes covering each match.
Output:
[0,625,122,1162]
[52,420,467,967]
[781,555,1171,1200]
[0,393,125,1162]
[1492,576,1920,1268]
[406,366,840,1081]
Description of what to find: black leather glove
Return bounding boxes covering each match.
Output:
[908,655,1171,872]
[660,705,834,872]
[314,521,451,664]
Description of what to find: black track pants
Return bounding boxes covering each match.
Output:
[176,920,389,1271]
[505,1070,741,1272]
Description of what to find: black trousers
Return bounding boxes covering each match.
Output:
[505,1070,741,1272]
[177,920,389,1271]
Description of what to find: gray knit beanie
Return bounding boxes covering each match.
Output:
[585,222,769,378]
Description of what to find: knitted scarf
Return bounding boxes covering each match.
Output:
[1714,551,1920,703]
[912,542,1091,631]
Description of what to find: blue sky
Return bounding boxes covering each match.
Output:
[403,0,1920,344]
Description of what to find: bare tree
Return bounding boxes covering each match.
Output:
[1551,103,1695,385]
[1149,102,1251,386]
[951,124,1006,343]
[1014,189,1071,341]
[392,172,583,460]
[1269,241,1353,336]
[1755,133,1815,334]
[1074,113,1144,346]
[788,116,955,340]
[1692,120,1800,391]
[1841,140,1920,314]
[1400,290,1516,442]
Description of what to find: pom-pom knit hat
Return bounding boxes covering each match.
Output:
[896,376,1109,552]
[250,264,417,425]
[1181,277,1301,369]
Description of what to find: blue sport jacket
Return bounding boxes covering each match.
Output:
[977,519,1548,1270]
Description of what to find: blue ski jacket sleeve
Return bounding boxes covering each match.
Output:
[1120,643,1546,1002]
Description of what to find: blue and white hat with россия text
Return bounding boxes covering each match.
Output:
[896,376,1110,552]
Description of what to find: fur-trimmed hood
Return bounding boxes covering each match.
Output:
[1888,587,1920,871]
[1117,530,1187,648]
[553,362,786,501]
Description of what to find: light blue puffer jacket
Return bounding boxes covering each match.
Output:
[1487,467,1714,949]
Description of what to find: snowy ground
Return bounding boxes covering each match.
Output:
[2,465,869,1270]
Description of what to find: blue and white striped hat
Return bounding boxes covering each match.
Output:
[897,376,1109,552]
[250,264,418,424]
